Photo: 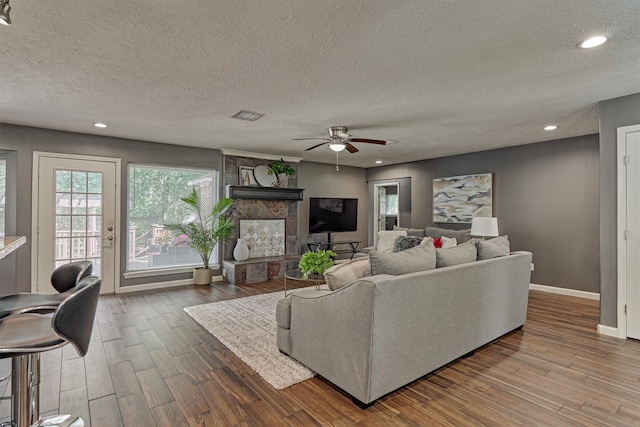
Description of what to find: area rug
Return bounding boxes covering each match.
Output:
[183,291,315,389]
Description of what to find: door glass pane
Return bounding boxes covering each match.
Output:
[72,193,87,214]
[87,173,102,193]
[56,170,71,192]
[55,169,103,265]
[55,237,71,261]
[72,171,87,192]
[56,193,71,214]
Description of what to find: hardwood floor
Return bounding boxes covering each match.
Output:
[2,281,640,426]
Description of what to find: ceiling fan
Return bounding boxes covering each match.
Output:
[294,126,387,153]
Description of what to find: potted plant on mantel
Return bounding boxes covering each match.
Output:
[165,187,234,286]
[267,158,296,187]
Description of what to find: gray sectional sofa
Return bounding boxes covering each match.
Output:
[276,250,533,406]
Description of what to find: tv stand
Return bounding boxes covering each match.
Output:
[307,240,361,260]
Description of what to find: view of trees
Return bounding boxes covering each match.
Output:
[128,165,214,269]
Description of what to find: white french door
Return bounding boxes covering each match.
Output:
[32,153,120,294]
[618,124,640,339]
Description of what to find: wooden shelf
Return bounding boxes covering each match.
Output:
[225,185,304,201]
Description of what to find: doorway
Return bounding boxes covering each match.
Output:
[617,124,640,339]
[373,182,400,244]
[32,152,121,294]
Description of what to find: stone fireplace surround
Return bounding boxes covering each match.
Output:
[222,153,301,285]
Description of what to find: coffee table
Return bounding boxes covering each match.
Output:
[284,268,327,296]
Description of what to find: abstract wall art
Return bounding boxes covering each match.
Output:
[433,173,493,223]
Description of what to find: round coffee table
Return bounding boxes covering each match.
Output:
[284,268,326,296]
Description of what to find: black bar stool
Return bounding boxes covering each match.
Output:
[0,261,92,319]
[0,276,101,427]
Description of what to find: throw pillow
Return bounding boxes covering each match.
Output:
[376,230,407,252]
[477,235,510,260]
[323,257,371,291]
[393,226,427,238]
[425,226,472,243]
[435,242,477,268]
[440,236,457,248]
[393,235,424,252]
[433,237,442,248]
[369,244,436,276]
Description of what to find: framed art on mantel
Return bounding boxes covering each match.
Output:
[433,173,493,223]
[238,166,257,186]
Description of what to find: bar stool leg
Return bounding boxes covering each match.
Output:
[11,355,30,427]
[29,354,40,425]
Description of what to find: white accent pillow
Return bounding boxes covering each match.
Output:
[441,236,457,248]
[323,257,371,290]
[376,230,407,252]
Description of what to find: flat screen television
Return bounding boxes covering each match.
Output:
[308,197,358,233]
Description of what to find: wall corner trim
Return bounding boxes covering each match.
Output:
[529,283,599,300]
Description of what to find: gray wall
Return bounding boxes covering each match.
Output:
[599,92,640,327]
[367,135,600,293]
[0,124,223,291]
[297,162,368,254]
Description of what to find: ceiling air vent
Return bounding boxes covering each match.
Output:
[231,110,264,121]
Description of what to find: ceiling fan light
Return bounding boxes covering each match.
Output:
[329,142,346,152]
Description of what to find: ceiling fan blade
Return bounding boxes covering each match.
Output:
[294,137,328,141]
[305,142,329,151]
[345,143,359,153]
[349,138,387,145]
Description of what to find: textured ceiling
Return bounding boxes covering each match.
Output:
[0,1,638,167]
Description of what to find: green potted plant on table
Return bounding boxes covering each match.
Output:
[165,188,234,286]
[298,249,337,279]
[267,158,296,187]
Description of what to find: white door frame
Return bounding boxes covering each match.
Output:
[31,151,122,293]
[373,181,400,243]
[617,124,640,338]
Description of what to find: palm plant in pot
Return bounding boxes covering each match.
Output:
[165,187,234,285]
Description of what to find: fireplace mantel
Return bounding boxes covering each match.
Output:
[225,185,304,201]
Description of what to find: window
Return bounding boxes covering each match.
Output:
[127,164,218,272]
[0,159,5,237]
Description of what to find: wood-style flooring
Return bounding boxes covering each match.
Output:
[1,280,639,426]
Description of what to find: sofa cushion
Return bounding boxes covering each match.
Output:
[436,242,477,268]
[477,235,510,260]
[376,230,407,252]
[323,257,371,290]
[393,226,427,238]
[370,242,436,275]
[425,226,472,243]
[393,235,424,252]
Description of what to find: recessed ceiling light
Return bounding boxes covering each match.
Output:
[544,125,557,131]
[375,160,382,164]
[578,36,607,49]
[94,123,108,128]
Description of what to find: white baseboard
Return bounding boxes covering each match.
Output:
[529,283,600,300]
[117,275,224,294]
[597,324,620,338]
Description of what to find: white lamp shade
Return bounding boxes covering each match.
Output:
[471,217,499,237]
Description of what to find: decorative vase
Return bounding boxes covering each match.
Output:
[272,175,288,188]
[233,238,250,261]
[193,267,212,286]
